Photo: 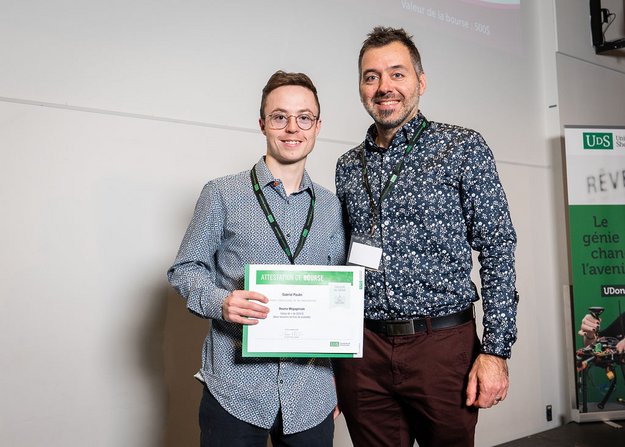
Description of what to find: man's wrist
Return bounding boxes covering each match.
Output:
[479,350,511,361]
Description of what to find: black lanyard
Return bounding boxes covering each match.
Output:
[250,167,315,264]
[359,118,429,235]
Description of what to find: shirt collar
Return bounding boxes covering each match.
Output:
[364,112,427,154]
[254,156,313,196]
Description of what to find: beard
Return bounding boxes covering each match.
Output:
[373,108,412,130]
[363,93,419,131]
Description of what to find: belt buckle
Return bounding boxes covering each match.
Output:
[385,320,415,336]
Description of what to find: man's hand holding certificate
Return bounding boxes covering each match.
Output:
[243,264,365,358]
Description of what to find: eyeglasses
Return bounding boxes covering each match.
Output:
[265,113,318,131]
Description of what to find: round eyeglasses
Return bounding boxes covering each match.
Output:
[265,113,318,131]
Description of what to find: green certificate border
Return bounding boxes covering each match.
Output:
[242,264,363,358]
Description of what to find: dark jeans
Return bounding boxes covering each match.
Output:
[199,385,334,447]
[334,319,480,447]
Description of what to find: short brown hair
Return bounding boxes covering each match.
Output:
[358,27,423,76]
[259,70,320,118]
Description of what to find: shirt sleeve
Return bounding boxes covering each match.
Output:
[335,154,353,235]
[328,196,348,266]
[460,132,518,358]
[167,182,231,319]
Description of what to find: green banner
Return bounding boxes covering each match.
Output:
[569,205,625,291]
[565,126,625,414]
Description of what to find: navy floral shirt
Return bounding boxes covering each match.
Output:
[335,113,517,358]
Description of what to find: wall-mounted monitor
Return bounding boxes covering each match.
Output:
[590,0,625,53]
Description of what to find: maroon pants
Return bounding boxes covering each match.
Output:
[334,319,480,447]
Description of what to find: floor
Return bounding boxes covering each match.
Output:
[496,420,625,446]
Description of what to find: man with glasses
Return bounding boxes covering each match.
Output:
[168,70,345,446]
[333,27,518,446]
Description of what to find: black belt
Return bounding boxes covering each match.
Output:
[364,305,474,336]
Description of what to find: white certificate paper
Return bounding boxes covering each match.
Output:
[242,264,365,358]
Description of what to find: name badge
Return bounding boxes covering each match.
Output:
[347,234,383,271]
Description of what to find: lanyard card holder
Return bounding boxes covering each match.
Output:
[347,233,383,272]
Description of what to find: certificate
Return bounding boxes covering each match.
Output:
[242,264,365,358]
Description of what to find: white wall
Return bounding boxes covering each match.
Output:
[555,0,625,127]
[1,1,612,445]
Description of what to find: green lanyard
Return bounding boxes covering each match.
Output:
[359,118,429,235]
[250,167,315,264]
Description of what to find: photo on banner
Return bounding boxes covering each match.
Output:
[564,126,625,418]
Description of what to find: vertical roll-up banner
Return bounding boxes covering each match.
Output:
[565,126,625,421]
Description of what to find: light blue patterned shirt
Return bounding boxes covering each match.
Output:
[168,157,346,433]
[335,113,517,358]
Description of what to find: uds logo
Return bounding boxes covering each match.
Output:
[583,132,613,150]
